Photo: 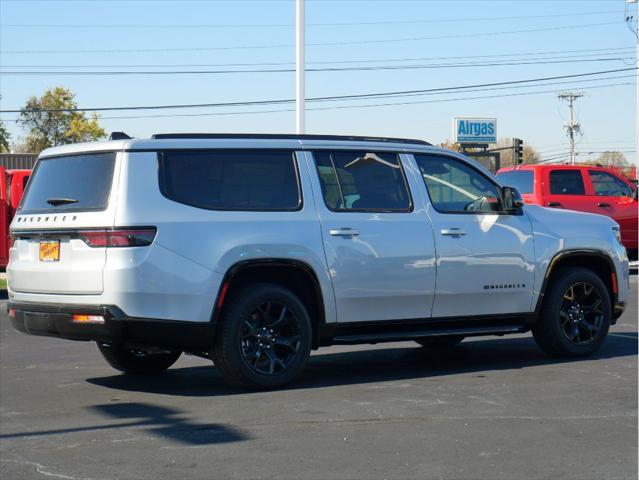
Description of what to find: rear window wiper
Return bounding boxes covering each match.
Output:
[46,197,79,207]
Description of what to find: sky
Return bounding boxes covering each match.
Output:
[0,0,636,163]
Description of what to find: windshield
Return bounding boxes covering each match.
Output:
[19,153,116,214]
[496,170,534,194]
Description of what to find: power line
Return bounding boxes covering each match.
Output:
[3,67,635,113]
[0,10,620,28]
[3,46,633,68]
[2,81,631,122]
[3,57,633,76]
[0,21,621,54]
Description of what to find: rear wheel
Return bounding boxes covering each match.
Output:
[415,335,464,348]
[532,267,611,357]
[212,283,312,389]
[97,343,181,374]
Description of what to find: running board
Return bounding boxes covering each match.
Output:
[331,325,528,345]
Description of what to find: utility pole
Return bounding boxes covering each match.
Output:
[295,0,305,134]
[558,92,583,165]
[625,0,638,175]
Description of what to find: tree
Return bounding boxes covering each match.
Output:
[0,120,10,152]
[439,138,540,167]
[18,87,106,153]
[493,138,540,166]
[593,150,628,166]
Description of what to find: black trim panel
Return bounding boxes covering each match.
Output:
[318,313,536,346]
[8,302,214,351]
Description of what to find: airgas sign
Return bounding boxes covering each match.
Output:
[453,117,497,144]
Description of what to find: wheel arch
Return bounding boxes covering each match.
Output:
[211,259,327,349]
[535,249,617,314]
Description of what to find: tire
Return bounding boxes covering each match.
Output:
[532,267,611,357]
[415,336,464,348]
[97,343,181,374]
[212,283,312,389]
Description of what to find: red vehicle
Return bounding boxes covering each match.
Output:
[1,167,32,269]
[496,164,638,259]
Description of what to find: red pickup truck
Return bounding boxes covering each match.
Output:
[1,167,31,269]
[496,164,638,259]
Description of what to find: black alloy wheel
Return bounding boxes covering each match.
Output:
[532,267,611,357]
[212,283,312,389]
[241,301,302,375]
[558,282,605,345]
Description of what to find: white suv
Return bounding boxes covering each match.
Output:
[7,134,630,388]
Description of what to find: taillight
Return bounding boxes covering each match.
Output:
[78,228,156,248]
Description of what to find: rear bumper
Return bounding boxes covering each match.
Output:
[8,302,215,352]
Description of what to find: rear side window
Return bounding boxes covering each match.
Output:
[313,150,411,212]
[549,170,585,195]
[496,170,534,194]
[158,150,301,211]
[19,153,116,213]
[588,170,633,197]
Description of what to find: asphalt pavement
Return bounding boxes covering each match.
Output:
[1,276,637,480]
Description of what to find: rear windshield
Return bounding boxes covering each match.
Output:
[496,170,534,194]
[19,153,116,214]
[158,149,301,211]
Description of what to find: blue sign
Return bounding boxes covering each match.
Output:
[453,117,497,144]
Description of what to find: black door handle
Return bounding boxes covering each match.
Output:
[597,202,611,208]
[547,202,562,207]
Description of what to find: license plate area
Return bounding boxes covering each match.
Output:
[39,240,60,262]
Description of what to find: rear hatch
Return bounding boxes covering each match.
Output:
[8,152,119,294]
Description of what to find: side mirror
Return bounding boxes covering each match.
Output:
[501,186,525,213]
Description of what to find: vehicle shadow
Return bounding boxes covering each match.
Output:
[86,333,638,397]
[0,402,249,445]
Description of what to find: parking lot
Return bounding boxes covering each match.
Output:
[1,275,636,480]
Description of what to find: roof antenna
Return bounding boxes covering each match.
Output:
[109,131,132,140]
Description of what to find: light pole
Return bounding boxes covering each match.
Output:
[626,0,638,174]
[296,0,305,134]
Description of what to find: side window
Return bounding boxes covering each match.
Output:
[158,149,301,211]
[588,170,632,197]
[313,151,412,212]
[414,154,501,213]
[549,170,585,195]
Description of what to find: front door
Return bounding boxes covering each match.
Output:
[412,153,535,317]
[303,149,437,323]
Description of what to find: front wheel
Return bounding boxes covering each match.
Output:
[212,283,312,389]
[532,267,611,357]
[97,343,181,374]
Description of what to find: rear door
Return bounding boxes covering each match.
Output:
[305,149,437,323]
[585,169,638,249]
[543,168,594,212]
[8,152,120,294]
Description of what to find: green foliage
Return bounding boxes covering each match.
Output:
[18,87,106,153]
[0,120,10,153]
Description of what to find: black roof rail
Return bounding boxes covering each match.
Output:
[109,131,132,140]
[150,133,431,146]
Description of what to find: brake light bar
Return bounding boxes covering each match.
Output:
[78,228,157,248]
